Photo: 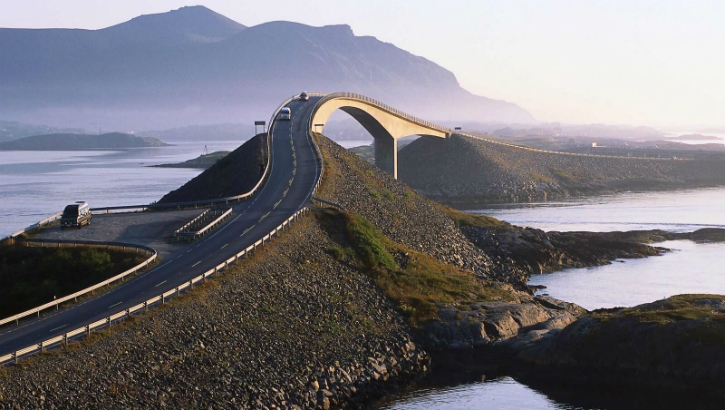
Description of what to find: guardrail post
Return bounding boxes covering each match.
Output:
[40,342,44,353]
[86,325,91,337]
[144,301,148,312]
[63,333,68,347]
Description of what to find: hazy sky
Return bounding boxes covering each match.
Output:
[2,0,724,128]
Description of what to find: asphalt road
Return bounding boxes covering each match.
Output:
[0,96,322,356]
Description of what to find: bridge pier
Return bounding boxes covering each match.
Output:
[373,137,398,179]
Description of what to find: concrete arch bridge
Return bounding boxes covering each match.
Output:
[308,93,451,179]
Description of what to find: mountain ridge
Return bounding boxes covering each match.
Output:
[0,7,535,129]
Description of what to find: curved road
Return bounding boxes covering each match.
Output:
[0,96,323,356]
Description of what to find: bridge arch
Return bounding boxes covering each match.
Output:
[309,93,449,179]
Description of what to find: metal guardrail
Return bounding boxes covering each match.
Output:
[174,209,211,235]
[0,239,156,327]
[0,207,310,365]
[174,208,233,241]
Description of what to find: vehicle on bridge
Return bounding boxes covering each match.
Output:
[60,201,91,229]
[278,107,292,120]
[298,92,309,101]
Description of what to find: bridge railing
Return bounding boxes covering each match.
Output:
[0,239,157,328]
[0,207,311,365]
[312,92,452,135]
[457,132,691,161]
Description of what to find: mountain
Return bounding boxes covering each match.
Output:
[0,133,169,150]
[0,6,534,130]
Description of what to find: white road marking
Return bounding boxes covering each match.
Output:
[192,261,202,268]
[108,301,122,309]
[49,324,67,333]
[221,243,229,249]
[155,280,167,288]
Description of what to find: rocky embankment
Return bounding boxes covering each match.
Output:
[398,134,725,205]
[159,134,266,203]
[0,217,429,409]
[515,295,725,396]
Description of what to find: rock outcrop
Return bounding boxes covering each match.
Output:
[516,295,725,396]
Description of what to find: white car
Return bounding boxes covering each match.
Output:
[278,107,292,120]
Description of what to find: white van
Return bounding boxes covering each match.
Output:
[61,201,92,228]
[278,107,292,121]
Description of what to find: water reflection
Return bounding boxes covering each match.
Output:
[379,371,721,410]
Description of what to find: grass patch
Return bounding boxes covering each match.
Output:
[595,294,725,324]
[440,206,511,230]
[315,209,515,326]
[531,173,554,183]
[0,244,146,318]
[550,167,580,183]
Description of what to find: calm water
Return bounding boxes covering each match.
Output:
[0,140,245,237]
[384,187,725,409]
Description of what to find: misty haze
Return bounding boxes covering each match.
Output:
[1,2,725,410]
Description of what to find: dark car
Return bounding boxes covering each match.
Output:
[299,92,309,101]
[60,201,92,228]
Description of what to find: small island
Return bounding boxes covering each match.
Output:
[0,132,170,150]
[151,151,230,169]
[668,133,723,141]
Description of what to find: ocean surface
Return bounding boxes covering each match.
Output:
[0,141,244,238]
[382,187,725,409]
[0,139,370,238]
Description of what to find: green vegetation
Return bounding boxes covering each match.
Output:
[550,167,580,184]
[440,205,511,230]
[0,245,145,318]
[530,173,554,183]
[588,295,725,347]
[316,209,514,325]
[595,294,725,325]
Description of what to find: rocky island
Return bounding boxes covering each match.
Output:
[152,150,230,169]
[0,132,169,150]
